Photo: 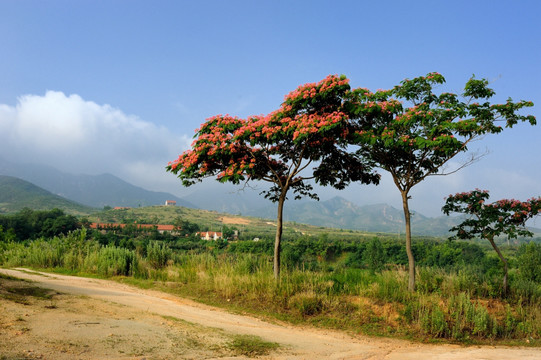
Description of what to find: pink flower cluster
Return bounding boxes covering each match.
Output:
[288,111,346,140]
[425,72,442,80]
[445,190,541,226]
[168,74,356,182]
[284,75,349,102]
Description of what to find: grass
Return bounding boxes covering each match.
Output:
[227,334,280,356]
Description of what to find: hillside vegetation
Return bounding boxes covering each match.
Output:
[0,175,94,216]
[0,157,194,209]
[87,205,418,242]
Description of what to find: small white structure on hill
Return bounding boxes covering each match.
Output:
[199,231,223,241]
[165,200,176,206]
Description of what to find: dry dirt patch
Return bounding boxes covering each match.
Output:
[0,275,262,359]
[220,216,251,225]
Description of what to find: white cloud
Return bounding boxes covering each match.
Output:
[0,91,191,192]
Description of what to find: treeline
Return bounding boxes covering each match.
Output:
[0,208,203,244]
[0,208,80,241]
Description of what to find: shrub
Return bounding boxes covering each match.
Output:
[517,242,541,282]
[364,237,386,272]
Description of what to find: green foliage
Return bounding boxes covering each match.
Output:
[146,241,172,269]
[360,270,410,303]
[364,237,385,272]
[443,190,541,242]
[0,208,80,242]
[351,72,536,291]
[167,75,378,199]
[517,242,541,282]
[227,334,279,357]
[95,246,138,276]
[443,190,541,293]
[167,75,383,279]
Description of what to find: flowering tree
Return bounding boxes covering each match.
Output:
[442,189,541,293]
[167,75,379,279]
[349,73,536,291]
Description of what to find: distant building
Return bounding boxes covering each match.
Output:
[113,206,130,210]
[89,223,178,235]
[198,231,223,241]
[164,200,177,206]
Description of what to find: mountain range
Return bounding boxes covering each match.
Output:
[0,157,195,209]
[0,157,470,236]
[244,196,464,236]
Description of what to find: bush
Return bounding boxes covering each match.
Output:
[364,237,386,272]
[517,242,541,282]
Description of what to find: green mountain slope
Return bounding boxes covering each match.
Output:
[0,175,95,215]
[0,157,195,209]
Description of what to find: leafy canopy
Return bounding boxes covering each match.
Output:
[167,75,379,201]
[350,72,536,192]
[442,189,541,241]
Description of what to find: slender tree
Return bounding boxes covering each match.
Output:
[349,72,536,291]
[167,75,379,278]
[442,189,541,294]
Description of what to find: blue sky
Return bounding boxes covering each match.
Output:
[1,0,539,218]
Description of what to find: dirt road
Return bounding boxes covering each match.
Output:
[1,268,539,359]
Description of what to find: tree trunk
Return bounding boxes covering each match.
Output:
[487,236,509,295]
[273,191,287,280]
[401,190,415,292]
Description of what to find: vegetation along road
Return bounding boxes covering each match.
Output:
[1,268,539,360]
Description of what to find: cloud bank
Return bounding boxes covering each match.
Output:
[0,91,190,192]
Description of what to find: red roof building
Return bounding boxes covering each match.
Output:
[89,223,177,234]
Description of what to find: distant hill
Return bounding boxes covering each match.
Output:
[0,175,94,215]
[247,196,465,237]
[183,181,269,215]
[175,181,467,236]
[0,157,196,209]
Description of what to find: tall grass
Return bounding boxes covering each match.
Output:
[1,233,540,342]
